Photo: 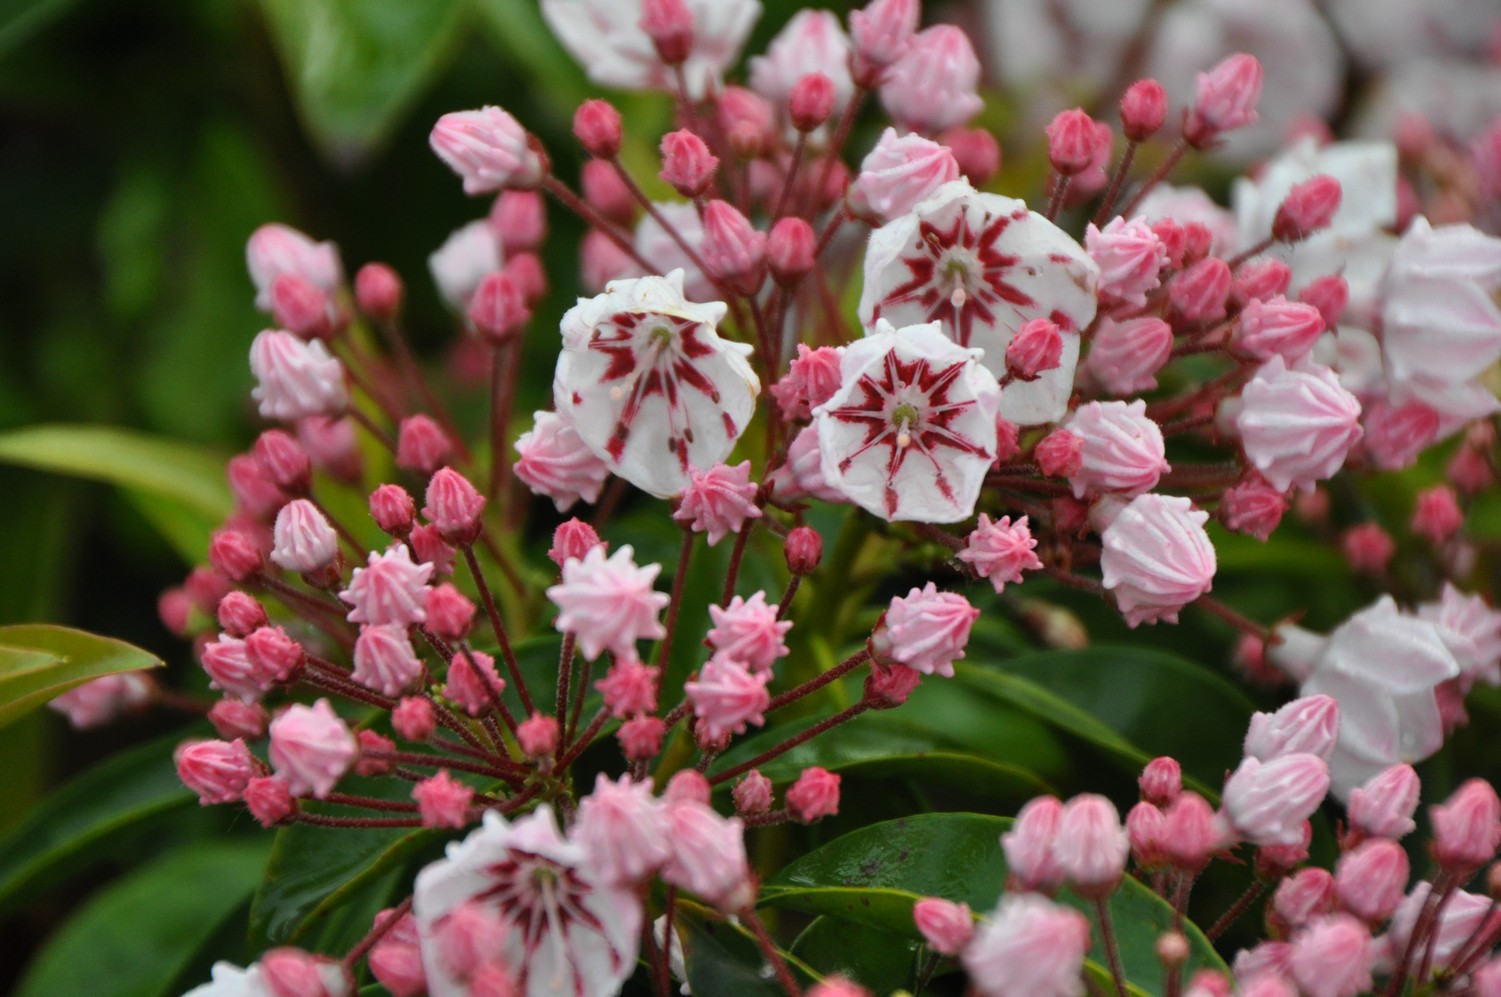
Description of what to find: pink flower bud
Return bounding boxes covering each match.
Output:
[767,217,816,286]
[351,624,423,697]
[875,583,978,678]
[770,343,841,421]
[424,584,475,642]
[880,25,983,133]
[1184,53,1263,148]
[1412,485,1464,545]
[674,461,761,546]
[1231,259,1293,308]
[913,897,973,956]
[719,86,776,158]
[1237,356,1363,493]
[270,499,338,574]
[466,270,529,343]
[580,163,635,230]
[639,0,693,65]
[732,770,774,815]
[1140,757,1182,807]
[782,768,837,826]
[958,514,1041,594]
[1245,695,1339,762]
[228,453,289,521]
[1297,274,1348,329]
[1289,915,1373,997]
[548,519,604,569]
[1102,494,1216,627]
[853,128,960,222]
[392,697,436,743]
[660,130,718,198]
[268,700,356,800]
[254,430,312,494]
[1064,400,1169,499]
[490,191,545,254]
[1046,108,1099,176]
[1347,764,1420,840]
[783,525,823,576]
[1340,523,1394,574]
[209,529,264,582]
[250,330,347,422]
[1087,217,1168,308]
[413,771,473,829]
[1035,430,1084,478]
[185,566,233,617]
[962,894,1092,996]
[1169,257,1232,323]
[1273,176,1342,243]
[270,274,338,341]
[1270,868,1336,934]
[1162,792,1222,872]
[246,223,342,314]
[297,415,361,485]
[1220,477,1289,542]
[395,416,452,476]
[1450,444,1495,495]
[245,775,296,827]
[1128,801,1169,869]
[1221,753,1330,847]
[685,657,771,740]
[941,127,1001,186]
[618,715,666,760]
[208,698,269,741]
[1432,778,1501,871]
[595,657,659,717]
[217,592,268,638]
[1005,318,1064,381]
[1235,297,1325,362]
[245,626,303,685]
[1085,314,1172,397]
[429,107,541,195]
[367,910,425,997]
[1120,79,1168,142]
[176,738,255,804]
[1334,838,1408,923]
[423,467,486,546]
[200,635,266,703]
[1055,794,1128,897]
[707,592,790,674]
[159,588,193,637]
[700,200,766,293]
[573,99,623,159]
[368,484,415,538]
[789,72,836,132]
[355,263,403,322]
[661,789,754,912]
[849,0,918,82]
[1002,795,1065,892]
[259,948,350,997]
[444,651,502,717]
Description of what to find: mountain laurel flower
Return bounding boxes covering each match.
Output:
[1120,78,1168,142]
[423,468,487,546]
[859,180,1099,426]
[732,770,774,815]
[852,128,960,223]
[1334,839,1408,923]
[849,0,918,81]
[573,99,623,160]
[246,223,342,314]
[547,544,669,661]
[250,330,348,422]
[49,672,154,729]
[176,738,256,805]
[1183,53,1263,148]
[788,71,837,132]
[1431,778,1501,871]
[513,409,613,512]
[962,893,1091,997]
[396,416,454,477]
[1234,297,1325,362]
[392,697,436,743]
[1002,795,1065,893]
[1219,476,1289,542]
[673,461,761,545]
[517,713,561,759]
[770,344,843,421]
[1236,356,1362,493]
[444,651,502,718]
[268,699,358,799]
[876,582,978,677]
[594,657,658,717]
[957,514,1042,593]
[253,429,312,494]
[1101,495,1216,627]
[466,269,529,342]
[1044,108,1099,177]
[575,774,670,886]
[749,10,854,126]
[1063,400,1169,499]
[1140,757,1183,807]
[1387,882,1501,973]
[913,898,973,956]
[684,656,771,740]
[340,546,434,628]
[1086,216,1168,308]
[1380,219,1501,387]
[1055,794,1129,898]
[1362,400,1441,472]
[424,584,476,642]
[1243,695,1340,763]
[228,451,289,520]
[429,107,542,194]
[351,625,424,697]
[207,698,269,741]
[413,771,474,830]
[554,271,760,498]
[270,499,338,574]
[201,634,272,703]
[786,767,841,822]
[1004,318,1064,381]
[1221,753,1331,847]
[1272,175,1343,243]
[1270,868,1336,935]
[1346,764,1419,840]
[879,25,983,134]
[1232,259,1293,308]
[1288,915,1373,997]
[706,592,790,673]
[814,321,1001,522]
[660,791,754,912]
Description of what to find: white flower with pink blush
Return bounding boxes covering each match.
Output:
[554,270,759,498]
[814,321,1001,523]
[877,582,978,677]
[706,591,791,673]
[340,545,434,628]
[513,409,613,513]
[547,544,669,661]
[1235,355,1363,493]
[246,223,342,313]
[859,180,1099,425]
[1100,494,1216,627]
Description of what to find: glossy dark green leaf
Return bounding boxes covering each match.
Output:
[791,915,920,994]
[15,840,270,997]
[679,906,820,996]
[0,624,163,726]
[761,813,1226,993]
[0,0,87,56]
[0,730,194,913]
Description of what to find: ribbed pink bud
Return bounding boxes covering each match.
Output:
[1220,477,1289,542]
[707,592,790,673]
[429,107,541,194]
[1139,757,1182,808]
[1084,316,1173,395]
[515,410,612,512]
[246,224,342,314]
[1055,794,1128,897]
[1450,444,1495,495]
[1002,796,1065,892]
[787,767,841,822]
[209,529,264,582]
[617,716,666,760]
[254,430,312,494]
[1271,868,1336,934]
[1363,400,1440,472]
[1347,764,1420,839]
[245,775,296,827]
[444,651,501,717]
[395,416,452,476]
[661,790,754,912]
[1162,792,1221,871]
[1005,318,1064,381]
[201,635,265,702]
[685,656,771,740]
[547,519,603,569]
[1413,485,1464,545]
[517,713,561,758]
[783,526,823,577]
[1046,108,1099,176]
[1235,297,1325,362]
[958,514,1041,594]
[269,273,338,341]
[719,86,776,158]
[392,697,436,742]
[250,330,347,422]
[767,217,816,286]
[490,191,545,255]
[1432,779,1501,871]
[770,343,842,421]
[1297,274,1348,329]
[674,461,761,546]
[1184,53,1263,148]
[217,592,268,638]
[1341,523,1394,574]
[700,200,766,293]
[1237,356,1362,492]
[547,544,668,660]
[355,263,403,322]
[962,894,1092,997]
[1232,259,1293,308]
[1245,695,1339,762]
[789,72,836,132]
[228,452,288,521]
[420,587,471,644]
[1169,257,1232,322]
[913,897,973,956]
[1289,915,1372,997]
[1273,176,1342,243]
[1120,79,1168,142]
[853,128,960,222]
[340,546,433,628]
[367,910,424,997]
[573,99,623,159]
[209,698,268,741]
[639,0,693,65]
[259,948,350,997]
[245,625,303,684]
[423,467,486,546]
[595,657,658,717]
[185,566,233,617]
[1334,839,1408,923]
[412,771,473,829]
[1087,217,1168,308]
[732,770,774,815]
[296,415,361,485]
[941,127,1000,186]
[660,130,718,198]
[1221,753,1330,847]
[351,624,423,697]
[875,583,978,678]
[1064,400,1169,499]
[268,699,357,798]
[270,499,337,574]
[850,0,918,82]
[880,25,983,133]
[369,484,415,537]
[176,738,255,804]
[1035,429,1083,478]
[1102,494,1216,627]
[1128,801,1169,868]
[466,270,529,343]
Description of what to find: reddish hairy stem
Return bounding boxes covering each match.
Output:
[1092,141,1140,226]
[711,699,872,785]
[740,908,804,997]
[344,896,412,971]
[765,647,872,713]
[462,544,533,715]
[297,813,425,829]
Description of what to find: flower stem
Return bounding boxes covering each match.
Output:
[741,908,804,997]
[711,699,871,785]
[1093,896,1129,997]
[462,544,533,715]
[1206,879,1263,941]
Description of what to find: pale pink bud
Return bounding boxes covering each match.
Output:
[1184,53,1263,148]
[732,770,774,815]
[1221,753,1330,847]
[1002,796,1065,892]
[245,775,296,827]
[575,773,670,886]
[1035,429,1084,478]
[787,767,841,822]
[245,626,303,685]
[1412,485,1464,545]
[1064,400,1169,499]
[595,657,658,717]
[176,738,255,804]
[250,330,346,422]
[246,223,342,314]
[767,217,816,286]
[350,624,422,697]
[411,771,473,829]
[1347,764,1420,840]
[1085,316,1173,396]
[340,546,433,628]
[423,467,486,546]
[1235,297,1325,362]
[1341,523,1394,574]
[1232,259,1293,308]
[1087,217,1168,309]
[849,0,918,81]
[269,499,337,575]
[958,514,1041,594]
[1289,914,1373,997]
[880,25,983,133]
[424,583,476,641]
[1245,695,1339,762]
[209,529,264,583]
[660,130,718,198]
[1334,838,1408,923]
[875,583,977,678]
[1128,801,1169,869]
[789,72,836,132]
[490,190,545,254]
[618,715,666,760]
[355,263,403,322]
[1432,778,1501,871]
[1046,108,1099,176]
[216,592,267,638]
[369,485,415,537]
[367,910,425,997]
[707,592,791,673]
[685,656,771,740]
[392,697,436,743]
[573,99,623,159]
[1121,79,1168,142]
[1005,318,1064,381]
[674,461,761,546]
[429,107,541,194]
[1140,757,1182,807]
[853,128,960,222]
[770,343,842,421]
[1270,868,1336,934]
[941,127,1001,185]
[700,200,766,293]
[1055,794,1128,897]
[514,409,612,512]
[258,948,349,997]
[444,651,501,717]
[254,430,312,494]
[639,0,693,65]
[1162,792,1221,872]
[661,794,753,911]
[1237,356,1363,493]
[1169,257,1232,323]
[913,897,973,956]
[466,270,529,343]
[1273,176,1342,243]
[201,635,267,702]
[962,894,1092,997]
[268,699,356,798]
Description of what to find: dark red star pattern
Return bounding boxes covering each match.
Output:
[870,204,1039,348]
[824,348,988,518]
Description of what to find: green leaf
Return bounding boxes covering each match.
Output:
[120,488,222,566]
[0,424,231,520]
[791,916,920,994]
[257,0,469,165]
[761,813,1227,994]
[15,840,270,997]
[0,624,162,727]
[679,906,821,996]
[0,731,194,914]
[0,0,87,57]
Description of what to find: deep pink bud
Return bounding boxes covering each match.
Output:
[270,274,338,341]
[423,467,486,545]
[1120,79,1168,142]
[356,730,396,776]
[1341,523,1394,574]
[1412,485,1464,545]
[1272,176,1342,243]
[1046,109,1099,176]
[429,107,541,194]
[217,591,268,638]
[395,416,453,476]
[1271,868,1336,935]
[392,697,436,743]
[732,770,774,815]
[209,698,268,741]
[1005,318,1064,381]
[408,524,454,577]
[467,270,529,343]
[700,200,766,293]
[1169,257,1232,322]
[209,529,263,582]
[423,586,473,643]
[1161,792,1221,872]
[1235,297,1325,361]
[941,127,1001,186]
[1335,838,1408,923]
[865,661,922,707]
[768,217,816,286]
[490,190,545,253]
[790,72,836,132]
[367,910,425,997]
[581,160,635,226]
[1220,477,1289,542]
[369,484,416,537]
[1432,779,1501,871]
[176,738,255,804]
[1035,430,1084,478]
[1128,801,1169,869]
[1002,796,1065,892]
[1297,274,1348,329]
[787,767,841,822]
[244,775,296,827]
[414,771,474,829]
[444,651,502,717]
[245,625,303,684]
[185,566,233,617]
[573,99,623,159]
[1258,822,1313,879]
[159,587,193,636]
[254,430,312,494]
[913,898,973,956]
[228,453,289,521]
[548,518,604,568]
[1056,794,1129,897]
[1347,764,1420,840]
[1450,444,1494,496]
[617,715,666,760]
[1184,53,1263,148]
[518,712,561,758]
[1232,259,1293,308]
[660,130,718,198]
[1140,757,1182,807]
[595,657,659,717]
[355,263,403,322]
[640,0,693,65]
